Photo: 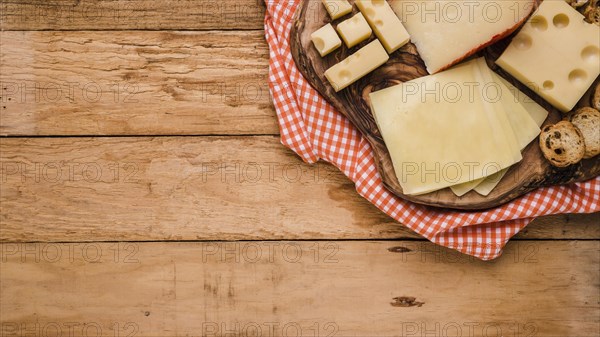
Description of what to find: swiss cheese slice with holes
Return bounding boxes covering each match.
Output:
[370,58,523,195]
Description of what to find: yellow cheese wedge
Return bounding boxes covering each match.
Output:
[369,58,523,195]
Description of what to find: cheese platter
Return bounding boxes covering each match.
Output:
[290,0,600,210]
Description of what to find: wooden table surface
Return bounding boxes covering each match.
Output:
[0,1,599,336]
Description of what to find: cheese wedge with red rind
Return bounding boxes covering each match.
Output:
[391,0,536,74]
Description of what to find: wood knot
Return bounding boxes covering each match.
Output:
[391,296,425,308]
[387,246,412,253]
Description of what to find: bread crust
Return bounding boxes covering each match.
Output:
[591,83,600,111]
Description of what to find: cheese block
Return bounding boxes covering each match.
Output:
[322,0,353,20]
[336,12,372,48]
[324,39,389,92]
[355,0,410,53]
[369,58,522,195]
[496,0,600,112]
[391,0,535,73]
[311,23,342,57]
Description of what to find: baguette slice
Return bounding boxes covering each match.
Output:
[539,121,585,167]
[570,107,600,158]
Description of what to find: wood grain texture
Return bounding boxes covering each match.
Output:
[1,136,598,243]
[0,0,265,30]
[0,31,277,136]
[1,241,598,337]
[290,0,600,210]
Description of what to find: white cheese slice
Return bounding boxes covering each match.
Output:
[496,0,600,112]
[391,0,535,73]
[473,169,508,196]
[370,58,523,195]
[450,177,486,197]
[474,73,548,196]
[449,60,523,197]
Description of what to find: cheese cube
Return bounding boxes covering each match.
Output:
[325,39,389,91]
[336,13,372,48]
[355,0,410,53]
[311,23,342,57]
[322,0,353,20]
[496,0,600,112]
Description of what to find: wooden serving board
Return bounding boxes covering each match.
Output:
[290,0,600,210]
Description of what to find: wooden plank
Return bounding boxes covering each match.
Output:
[1,137,598,242]
[0,0,266,30]
[0,31,277,136]
[1,240,598,337]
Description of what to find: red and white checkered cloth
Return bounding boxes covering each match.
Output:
[264,0,600,260]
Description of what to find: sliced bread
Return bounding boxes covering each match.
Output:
[570,107,600,158]
[539,121,586,167]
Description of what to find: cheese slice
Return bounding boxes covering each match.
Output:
[450,177,486,197]
[496,0,600,112]
[449,61,543,197]
[493,74,542,149]
[473,170,507,196]
[391,0,535,73]
[322,0,353,20]
[370,58,522,195]
[474,73,548,196]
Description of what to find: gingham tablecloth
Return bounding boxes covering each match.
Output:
[264,0,600,260]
